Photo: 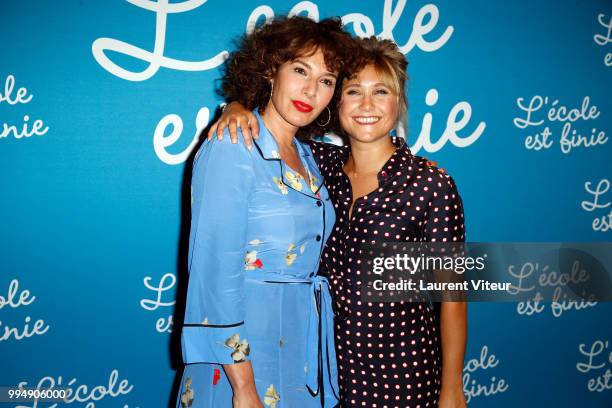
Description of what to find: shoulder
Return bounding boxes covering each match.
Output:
[308,136,346,153]
[195,129,254,165]
[306,137,348,165]
[412,154,460,195]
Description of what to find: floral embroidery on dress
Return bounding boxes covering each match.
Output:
[212,368,221,386]
[202,317,209,325]
[180,376,194,407]
[307,169,319,193]
[225,333,250,362]
[285,253,297,266]
[273,176,288,195]
[271,150,280,159]
[245,251,263,270]
[264,384,281,408]
[285,243,298,266]
[284,170,303,191]
[299,243,307,254]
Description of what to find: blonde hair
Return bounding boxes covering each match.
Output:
[332,37,409,138]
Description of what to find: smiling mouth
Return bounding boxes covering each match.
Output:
[353,116,381,125]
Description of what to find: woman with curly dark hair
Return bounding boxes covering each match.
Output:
[175,16,358,408]
[210,36,468,408]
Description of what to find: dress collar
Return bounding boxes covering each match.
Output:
[379,136,414,182]
[251,110,322,197]
[339,136,414,183]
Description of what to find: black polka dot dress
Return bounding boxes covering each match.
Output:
[308,137,466,408]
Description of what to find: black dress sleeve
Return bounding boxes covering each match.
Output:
[423,172,466,243]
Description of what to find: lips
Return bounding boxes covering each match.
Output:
[292,100,313,113]
[352,116,381,125]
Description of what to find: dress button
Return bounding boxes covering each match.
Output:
[316,235,322,241]
[316,200,322,207]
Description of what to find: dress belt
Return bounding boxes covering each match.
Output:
[246,271,339,405]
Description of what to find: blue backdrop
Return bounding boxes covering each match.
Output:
[1,0,611,407]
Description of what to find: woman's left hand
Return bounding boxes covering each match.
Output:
[438,384,467,408]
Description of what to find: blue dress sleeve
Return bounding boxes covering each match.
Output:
[181,134,255,365]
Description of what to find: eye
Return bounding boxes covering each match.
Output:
[374,88,390,95]
[346,89,360,95]
[294,67,307,75]
[321,78,335,87]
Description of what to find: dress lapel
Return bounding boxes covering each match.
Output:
[251,110,324,199]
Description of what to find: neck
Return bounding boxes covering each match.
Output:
[261,102,299,149]
[346,135,396,174]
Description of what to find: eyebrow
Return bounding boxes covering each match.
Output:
[344,82,390,88]
[294,59,338,78]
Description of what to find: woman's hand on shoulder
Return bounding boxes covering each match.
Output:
[208,102,259,149]
[426,159,446,174]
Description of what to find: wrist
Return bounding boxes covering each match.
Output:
[441,373,464,389]
[233,380,257,393]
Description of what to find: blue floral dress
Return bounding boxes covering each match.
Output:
[176,111,338,407]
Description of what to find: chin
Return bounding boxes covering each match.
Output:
[290,113,316,128]
[348,130,385,143]
[276,110,310,129]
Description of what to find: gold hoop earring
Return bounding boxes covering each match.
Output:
[317,106,331,127]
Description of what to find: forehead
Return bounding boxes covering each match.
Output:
[292,47,337,75]
[344,64,391,87]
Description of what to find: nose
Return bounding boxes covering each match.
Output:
[302,77,317,99]
[360,93,373,111]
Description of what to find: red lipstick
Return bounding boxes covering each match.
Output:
[292,100,313,113]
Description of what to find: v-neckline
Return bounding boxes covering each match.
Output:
[281,141,312,188]
[342,169,378,221]
[284,160,310,184]
[341,145,399,220]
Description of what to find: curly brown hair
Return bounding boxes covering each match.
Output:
[332,37,409,139]
[220,16,359,140]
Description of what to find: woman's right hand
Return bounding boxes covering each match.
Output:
[233,388,264,408]
[207,102,259,149]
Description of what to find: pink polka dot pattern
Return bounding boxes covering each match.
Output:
[309,137,466,407]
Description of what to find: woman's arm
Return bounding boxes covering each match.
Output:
[184,136,262,406]
[439,302,467,408]
[423,173,467,408]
